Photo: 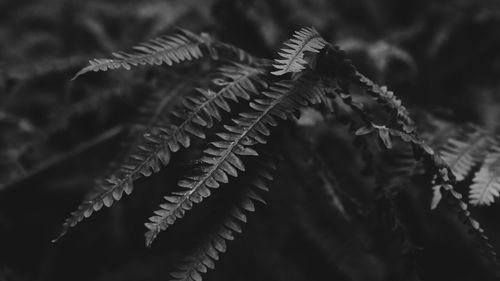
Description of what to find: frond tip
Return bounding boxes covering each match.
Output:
[71,29,209,80]
[470,144,500,206]
[271,27,327,76]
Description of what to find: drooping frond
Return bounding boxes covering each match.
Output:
[69,80,198,212]
[470,143,500,206]
[72,29,210,80]
[169,161,274,281]
[54,63,265,241]
[271,27,327,76]
[144,80,326,246]
[439,125,492,181]
[316,45,500,271]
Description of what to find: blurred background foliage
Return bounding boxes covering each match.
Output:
[1,0,500,281]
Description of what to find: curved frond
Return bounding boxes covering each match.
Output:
[144,80,326,246]
[169,161,274,281]
[54,63,265,241]
[439,125,492,181]
[326,56,500,270]
[470,144,500,206]
[72,29,209,80]
[271,27,327,76]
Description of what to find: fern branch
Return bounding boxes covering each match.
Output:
[72,29,209,80]
[71,78,200,222]
[271,27,327,76]
[324,79,500,270]
[144,80,325,246]
[54,63,265,241]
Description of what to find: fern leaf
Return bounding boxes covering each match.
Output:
[72,29,208,80]
[470,144,500,206]
[271,27,327,76]
[329,60,499,270]
[54,64,264,241]
[169,162,274,281]
[144,81,325,246]
[439,125,492,181]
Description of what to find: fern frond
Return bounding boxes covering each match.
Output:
[439,125,492,181]
[54,64,265,241]
[169,162,274,281]
[144,81,325,246]
[72,29,209,80]
[323,53,499,270]
[55,64,265,240]
[52,131,170,242]
[271,27,327,76]
[470,143,500,206]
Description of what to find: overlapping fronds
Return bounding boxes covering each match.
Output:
[72,29,209,80]
[439,125,492,181]
[46,25,500,278]
[169,161,274,281]
[328,78,500,269]
[144,80,326,246]
[54,63,265,241]
[470,143,500,206]
[271,27,327,76]
[53,104,177,242]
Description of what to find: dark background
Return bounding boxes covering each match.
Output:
[1,0,500,281]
